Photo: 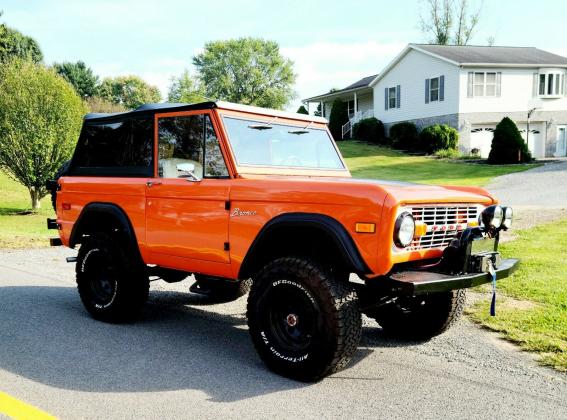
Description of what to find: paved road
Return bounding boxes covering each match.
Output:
[1,247,566,419]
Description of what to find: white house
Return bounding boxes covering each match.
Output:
[303,44,567,158]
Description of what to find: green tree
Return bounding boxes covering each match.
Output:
[296,105,309,115]
[167,70,207,103]
[193,37,296,109]
[84,96,127,113]
[314,103,322,117]
[0,59,87,210]
[488,117,531,164]
[420,0,482,45]
[99,75,161,110]
[328,99,349,141]
[53,61,99,98]
[0,11,43,63]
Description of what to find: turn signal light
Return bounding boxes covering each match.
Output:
[467,220,479,228]
[355,222,376,234]
[414,222,427,238]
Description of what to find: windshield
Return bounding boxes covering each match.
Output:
[222,116,345,170]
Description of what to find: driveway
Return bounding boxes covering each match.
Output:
[0,247,566,419]
[486,160,567,230]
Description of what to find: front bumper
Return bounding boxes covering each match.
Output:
[386,258,519,295]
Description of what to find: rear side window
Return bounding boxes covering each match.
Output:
[69,116,154,177]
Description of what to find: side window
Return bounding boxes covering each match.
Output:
[157,114,228,179]
[70,116,153,177]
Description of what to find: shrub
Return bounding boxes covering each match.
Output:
[328,99,349,141]
[434,148,460,159]
[419,124,459,154]
[352,117,385,144]
[488,117,532,164]
[296,105,308,115]
[389,122,418,150]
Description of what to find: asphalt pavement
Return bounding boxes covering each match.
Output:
[0,247,566,419]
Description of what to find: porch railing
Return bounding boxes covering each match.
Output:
[341,110,374,139]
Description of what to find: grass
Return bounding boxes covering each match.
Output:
[338,141,537,186]
[0,171,53,248]
[467,220,567,372]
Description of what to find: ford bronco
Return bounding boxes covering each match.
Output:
[47,101,518,381]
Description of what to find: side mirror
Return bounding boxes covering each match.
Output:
[176,162,201,182]
[176,162,195,174]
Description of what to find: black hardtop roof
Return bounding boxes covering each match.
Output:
[83,101,217,124]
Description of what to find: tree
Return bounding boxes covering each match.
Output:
[98,75,161,110]
[488,117,531,164]
[420,0,482,45]
[296,105,309,115]
[0,12,43,63]
[84,96,127,113]
[53,61,99,98]
[0,59,87,210]
[328,99,349,141]
[167,70,206,103]
[193,37,296,109]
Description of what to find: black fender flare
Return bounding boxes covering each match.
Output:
[238,213,370,278]
[69,202,138,250]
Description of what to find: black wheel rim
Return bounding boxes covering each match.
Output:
[84,250,117,306]
[264,282,318,353]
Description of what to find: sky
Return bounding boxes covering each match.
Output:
[2,0,567,111]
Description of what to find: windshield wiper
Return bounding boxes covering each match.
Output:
[248,116,278,130]
[248,125,273,130]
[288,130,309,135]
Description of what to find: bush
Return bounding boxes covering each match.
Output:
[488,117,532,164]
[419,124,459,154]
[352,117,385,144]
[389,122,418,150]
[328,99,349,141]
[434,148,460,159]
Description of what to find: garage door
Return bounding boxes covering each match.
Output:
[470,126,495,158]
[518,124,544,158]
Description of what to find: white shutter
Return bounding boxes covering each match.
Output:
[496,72,502,97]
[533,73,539,97]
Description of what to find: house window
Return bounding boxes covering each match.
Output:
[430,77,439,101]
[389,87,397,108]
[468,72,501,97]
[538,73,564,96]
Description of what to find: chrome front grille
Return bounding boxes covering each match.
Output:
[409,205,480,250]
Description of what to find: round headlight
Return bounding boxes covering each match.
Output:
[502,206,513,229]
[394,212,415,248]
[481,205,504,229]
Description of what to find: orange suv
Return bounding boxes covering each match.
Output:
[47,101,518,381]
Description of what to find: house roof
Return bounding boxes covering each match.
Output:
[302,74,378,102]
[413,44,567,66]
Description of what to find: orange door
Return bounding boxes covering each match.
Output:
[145,111,232,264]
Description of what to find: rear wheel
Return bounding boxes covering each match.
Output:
[247,257,361,382]
[371,289,466,340]
[76,232,149,322]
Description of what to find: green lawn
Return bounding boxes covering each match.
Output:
[467,220,567,372]
[339,141,537,186]
[0,171,54,248]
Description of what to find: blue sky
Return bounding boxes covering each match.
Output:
[2,0,567,110]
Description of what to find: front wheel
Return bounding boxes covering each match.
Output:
[247,257,361,382]
[371,289,466,340]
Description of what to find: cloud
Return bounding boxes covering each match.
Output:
[281,41,406,110]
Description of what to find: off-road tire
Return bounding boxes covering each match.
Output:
[372,289,466,340]
[247,257,361,382]
[50,160,71,212]
[193,275,251,301]
[76,232,149,323]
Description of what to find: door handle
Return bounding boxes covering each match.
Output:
[146,181,162,188]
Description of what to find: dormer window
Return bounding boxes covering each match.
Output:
[538,72,564,97]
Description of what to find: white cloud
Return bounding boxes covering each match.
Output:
[281,41,406,111]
